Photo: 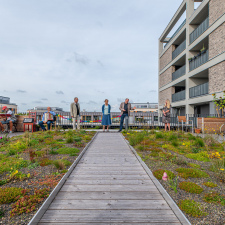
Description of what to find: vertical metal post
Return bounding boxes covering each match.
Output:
[125,116,129,130]
[202,117,204,135]
[182,121,183,132]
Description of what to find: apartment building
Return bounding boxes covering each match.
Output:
[158,0,225,116]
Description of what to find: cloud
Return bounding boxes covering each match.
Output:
[74,52,89,65]
[97,90,105,94]
[149,90,157,93]
[97,60,104,67]
[56,91,64,95]
[61,100,69,104]
[21,103,27,105]
[17,90,26,93]
[32,101,43,103]
[87,100,97,105]
[117,98,125,103]
[41,98,48,101]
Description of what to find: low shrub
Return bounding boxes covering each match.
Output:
[155,132,164,139]
[74,136,82,142]
[150,152,159,157]
[49,149,58,155]
[171,140,179,147]
[179,181,203,194]
[39,158,53,167]
[203,192,225,205]
[168,134,178,141]
[135,144,144,151]
[10,188,50,217]
[28,161,40,169]
[66,136,74,143]
[0,179,7,186]
[0,187,28,204]
[203,135,216,147]
[178,199,207,217]
[203,182,217,188]
[176,168,209,179]
[153,169,175,180]
[172,158,187,166]
[187,133,196,141]
[53,160,65,170]
[188,163,201,168]
[129,133,144,146]
[7,149,17,156]
[186,151,210,162]
[194,138,205,148]
[57,147,79,155]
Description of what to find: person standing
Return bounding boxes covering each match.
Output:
[0,106,17,133]
[38,107,56,131]
[70,97,80,130]
[102,99,111,132]
[162,99,171,131]
[118,98,136,132]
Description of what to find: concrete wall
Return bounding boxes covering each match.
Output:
[159,45,175,71]
[159,87,175,105]
[209,61,225,93]
[209,22,225,59]
[209,0,225,26]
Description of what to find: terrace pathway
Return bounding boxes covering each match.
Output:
[31,132,191,225]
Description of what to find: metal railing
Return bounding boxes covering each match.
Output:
[189,50,208,71]
[172,65,186,81]
[190,17,209,44]
[189,82,209,98]
[172,40,186,60]
[172,90,186,102]
[164,19,186,48]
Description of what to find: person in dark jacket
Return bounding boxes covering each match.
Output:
[102,99,111,132]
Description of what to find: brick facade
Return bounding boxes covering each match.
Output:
[159,45,175,71]
[209,0,225,26]
[159,87,175,106]
[209,61,225,94]
[209,22,225,59]
[159,67,175,88]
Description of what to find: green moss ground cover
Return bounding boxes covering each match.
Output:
[124,130,225,224]
[0,129,95,225]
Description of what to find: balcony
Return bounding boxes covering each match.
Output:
[190,17,209,44]
[172,90,186,102]
[189,50,209,71]
[172,65,186,81]
[164,19,186,48]
[172,40,186,60]
[189,82,208,98]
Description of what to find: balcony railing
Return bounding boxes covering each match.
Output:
[189,50,209,71]
[172,65,186,81]
[172,40,186,60]
[172,90,186,102]
[190,17,209,44]
[164,19,186,48]
[189,82,209,98]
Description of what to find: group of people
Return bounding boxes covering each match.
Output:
[0,98,171,133]
[69,97,136,132]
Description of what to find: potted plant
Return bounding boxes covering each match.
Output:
[200,44,206,54]
[197,51,201,57]
[193,55,197,60]
[188,58,193,62]
[195,128,201,134]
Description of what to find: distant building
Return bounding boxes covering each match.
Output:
[158,0,225,116]
[27,106,64,113]
[131,103,158,113]
[0,96,17,113]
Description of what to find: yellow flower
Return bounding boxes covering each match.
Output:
[127,133,130,135]
[182,143,185,145]
[220,169,224,171]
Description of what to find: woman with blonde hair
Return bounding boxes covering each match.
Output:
[101,99,111,132]
[162,99,171,131]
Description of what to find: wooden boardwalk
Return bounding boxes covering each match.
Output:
[31,132,191,225]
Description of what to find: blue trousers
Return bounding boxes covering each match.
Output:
[39,120,53,131]
[119,113,128,131]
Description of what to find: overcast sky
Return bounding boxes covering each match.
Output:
[1,0,190,112]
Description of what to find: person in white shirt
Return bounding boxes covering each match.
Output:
[0,106,17,133]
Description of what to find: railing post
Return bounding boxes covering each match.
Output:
[202,117,204,135]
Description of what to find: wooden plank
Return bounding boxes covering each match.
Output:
[39,223,181,225]
[55,192,164,200]
[65,179,153,185]
[60,184,159,192]
[49,199,170,210]
[71,171,147,175]
[73,166,143,171]
[68,174,150,180]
